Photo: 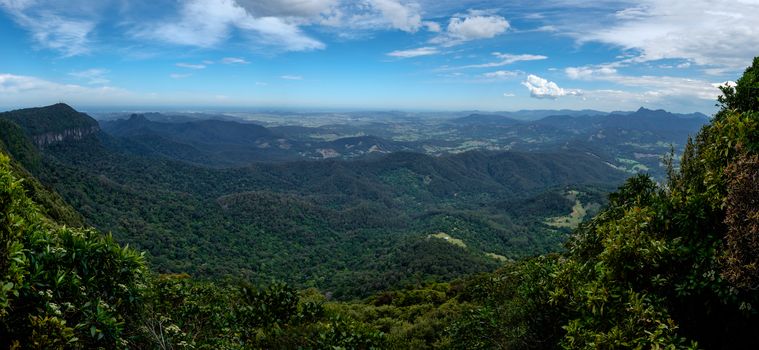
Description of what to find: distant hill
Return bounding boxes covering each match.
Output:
[487,109,609,121]
[0,103,98,135]
[0,103,101,148]
[602,107,708,133]
[100,114,418,165]
[102,114,275,143]
[450,113,523,125]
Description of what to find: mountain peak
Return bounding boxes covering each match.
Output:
[0,103,99,136]
[47,102,77,111]
[635,107,667,114]
[128,113,149,122]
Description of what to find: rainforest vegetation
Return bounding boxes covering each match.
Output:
[1,57,758,348]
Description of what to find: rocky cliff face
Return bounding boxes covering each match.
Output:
[32,125,101,148]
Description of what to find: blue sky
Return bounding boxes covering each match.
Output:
[1,0,757,113]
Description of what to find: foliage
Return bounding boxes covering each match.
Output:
[0,103,98,136]
[138,275,385,349]
[722,153,759,289]
[7,121,619,298]
[2,57,758,349]
[0,152,147,348]
[415,56,759,349]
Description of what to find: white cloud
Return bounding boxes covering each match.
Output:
[0,73,132,105]
[176,62,207,69]
[335,0,427,33]
[483,70,519,79]
[133,0,325,52]
[236,15,325,51]
[169,73,192,79]
[0,0,95,56]
[713,81,737,89]
[447,14,509,39]
[423,20,441,32]
[68,68,109,85]
[387,46,439,58]
[457,53,547,69]
[369,0,422,32]
[565,64,731,101]
[431,12,509,46]
[134,0,244,47]
[578,0,759,71]
[235,0,338,18]
[522,74,582,99]
[221,57,250,64]
[503,92,515,97]
[281,75,303,80]
[565,65,617,79]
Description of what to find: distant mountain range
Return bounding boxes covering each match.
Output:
[90,106,710,177]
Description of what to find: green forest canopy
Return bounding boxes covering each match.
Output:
[0,57,758,348]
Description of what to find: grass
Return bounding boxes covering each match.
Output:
[545,190,590,229]
[485,252,509,262]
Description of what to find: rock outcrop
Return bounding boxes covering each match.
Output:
[32,125,101,147]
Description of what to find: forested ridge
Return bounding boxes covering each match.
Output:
[0,102,626,298]
[1,57,758,348]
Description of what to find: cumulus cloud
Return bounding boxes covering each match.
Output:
[431,12,509,46]
[236,0,338,18]
[334,0,430,33]
[133,0,325,52]
[423,20,441,32]
[0,0,455,55]
[522,74,582,99]
[713,81,737,89]
[447,14,509,40]
[387,46,439,58]
[369,0,422,32]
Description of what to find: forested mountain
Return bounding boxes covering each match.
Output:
[2,58,755,349]
[0,103,626,298]
[95,106,707,176]
[100,114,415,165]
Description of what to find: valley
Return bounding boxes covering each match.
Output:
[2,0,757,347]
[95,107,707,177]
[0,103,706,300]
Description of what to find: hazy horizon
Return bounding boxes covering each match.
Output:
[0,103,713,118]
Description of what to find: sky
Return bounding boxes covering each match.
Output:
[1,0,758,114]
